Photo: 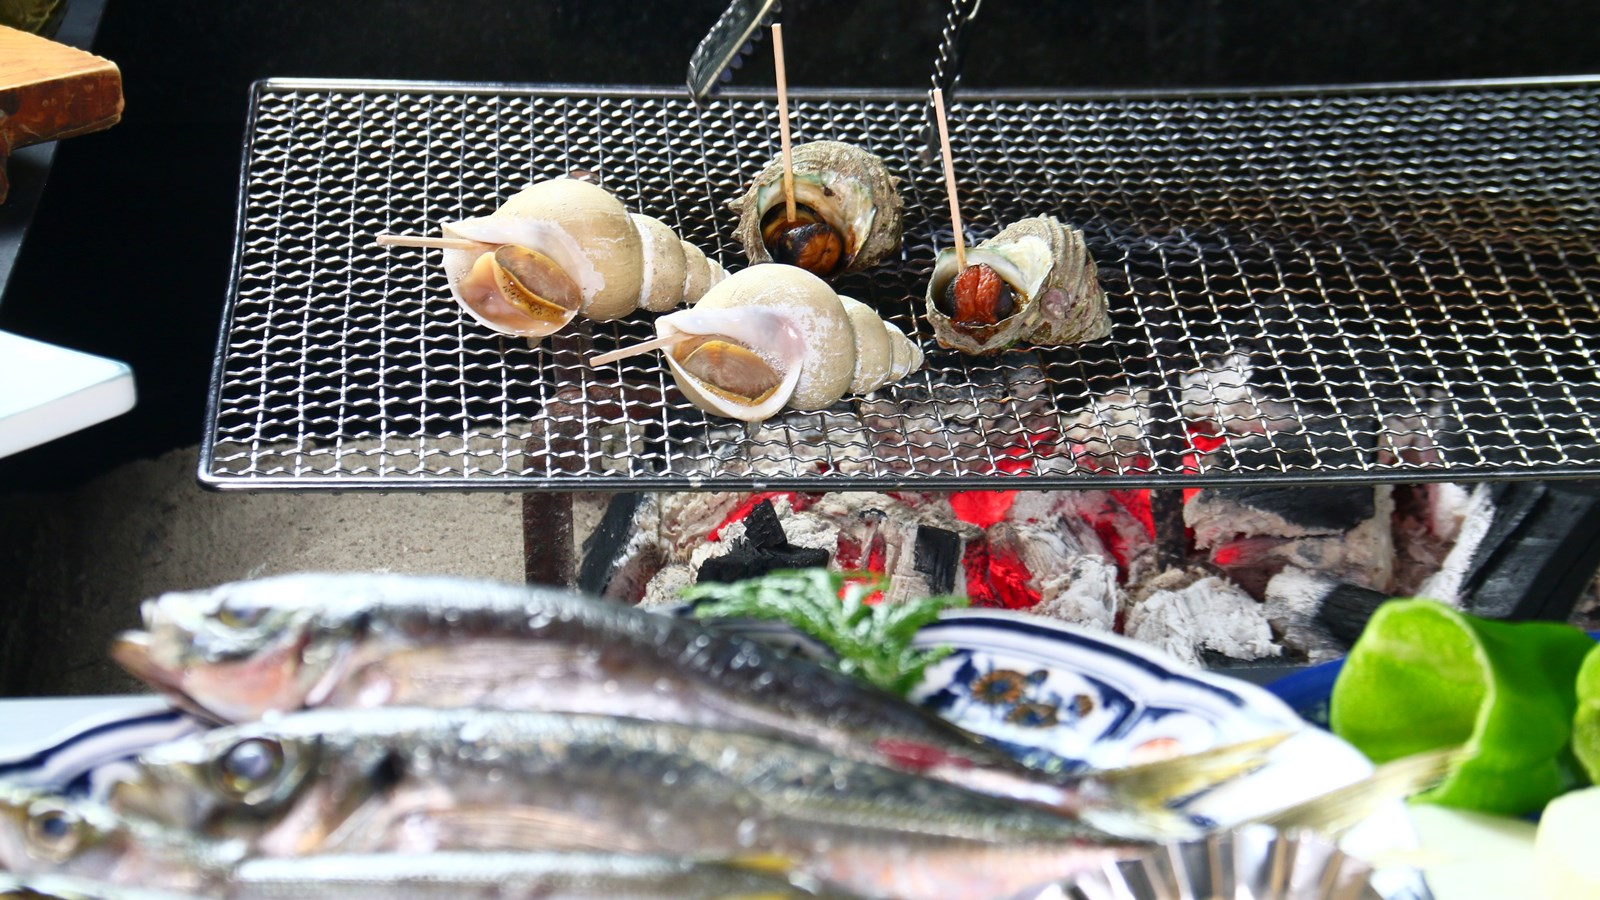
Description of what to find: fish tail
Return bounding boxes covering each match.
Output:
[1086,731,1292,814]
[1255,745,1466,837]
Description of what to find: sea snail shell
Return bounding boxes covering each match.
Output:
[440,178,727,339]
[656,265,923,423]
[730,141,904,280]
[925,215,1110,357]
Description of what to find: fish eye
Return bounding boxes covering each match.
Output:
[212,738,287,804]
[216,604,267,629]
[23,803,84,862]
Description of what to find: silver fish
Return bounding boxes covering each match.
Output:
[0,873,204,900]
[110,573,1268,821]
[225,852,848,899]
[111,708,1146,900]
[0,784,232,892]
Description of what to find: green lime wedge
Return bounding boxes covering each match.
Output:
[1330,598,1596,815]
[1574,643,1600,784]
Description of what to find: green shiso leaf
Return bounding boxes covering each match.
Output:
[682,569,968,696]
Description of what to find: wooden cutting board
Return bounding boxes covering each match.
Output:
[0,23,122,203]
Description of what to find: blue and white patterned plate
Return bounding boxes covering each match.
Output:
[0,696,207,801]
[695,607,1415,858]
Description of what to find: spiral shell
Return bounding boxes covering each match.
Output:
[925,215,1109,356]
[440,178,727,339]
[656,265,923,422]
[730,141,904,278]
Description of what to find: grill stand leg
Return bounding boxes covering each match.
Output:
[524,493,576,585]
[1150,488,1187,570]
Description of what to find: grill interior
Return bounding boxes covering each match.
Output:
[203,78,1600,490]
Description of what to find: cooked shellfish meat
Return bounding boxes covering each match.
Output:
[925,215,1110,356]
[730,141,904,279]
[436,177,728,339]
[646,264,922,423]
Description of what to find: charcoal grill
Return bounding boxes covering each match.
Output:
[203,77,1600,491]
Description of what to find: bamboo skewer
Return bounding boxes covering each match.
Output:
[930,88,967,271]
[587,333,691,367]
[375,234,481,251]
[772,23,797,223]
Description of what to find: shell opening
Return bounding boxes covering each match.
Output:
[492,245,583,321]
[933,263,1022,326]
[670,335,786,405]
[758,202,849,278]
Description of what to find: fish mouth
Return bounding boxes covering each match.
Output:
[109,633,225,724]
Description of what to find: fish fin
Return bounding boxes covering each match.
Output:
[1089,731,1293,811]
[1255,745,1467,837]
[427,805,658,854]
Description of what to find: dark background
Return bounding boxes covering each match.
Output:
[4,0,1600,489]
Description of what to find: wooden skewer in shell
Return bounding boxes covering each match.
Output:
[590,264,924,423]
[377,177,727,339]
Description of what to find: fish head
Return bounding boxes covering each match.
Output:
[111,578,357,722]
[111,723,322,846]
[0,785,133,879]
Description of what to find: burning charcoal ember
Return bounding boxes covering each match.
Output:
[650,492,742,555]
[1186,483,1378,549]
[1193,427,1372,476]
[1061,389,1153,473]
[1123,568,1282,667]
[1264,567,1390,662]
[914,525,962,594]
[969,516,1118,615]
[1007,490,1158,581]
[1177,349,1299,435]
[1205,487,1396,597]
[1376,386,1459,467]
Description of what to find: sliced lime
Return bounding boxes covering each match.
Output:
[1330,599,1595,815]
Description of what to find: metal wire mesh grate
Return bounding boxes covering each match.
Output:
[204,78,1600,490]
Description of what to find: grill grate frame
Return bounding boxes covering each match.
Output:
[203,78,1600,491]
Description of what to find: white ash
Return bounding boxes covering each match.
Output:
[775,511,843,553]
[639,563,696,609]
[1425,483,1474,545]
[654,491,744,557]
[1124,571,1282,667]
[1030,555,1122,633]
[1416,484,1496,606]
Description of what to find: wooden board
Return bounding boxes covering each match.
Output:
[0,23,122,203]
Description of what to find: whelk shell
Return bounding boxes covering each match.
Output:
[656,264,923,422]
[440,178,727,339]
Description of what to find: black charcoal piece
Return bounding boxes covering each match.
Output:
[1313,582,1392,644]
[576,493,645,597]
[913,525,961,594]
[740,499,787,549]
[1460,481,1600,622]
[1203,485,1375,533]
[697,541,831,585]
